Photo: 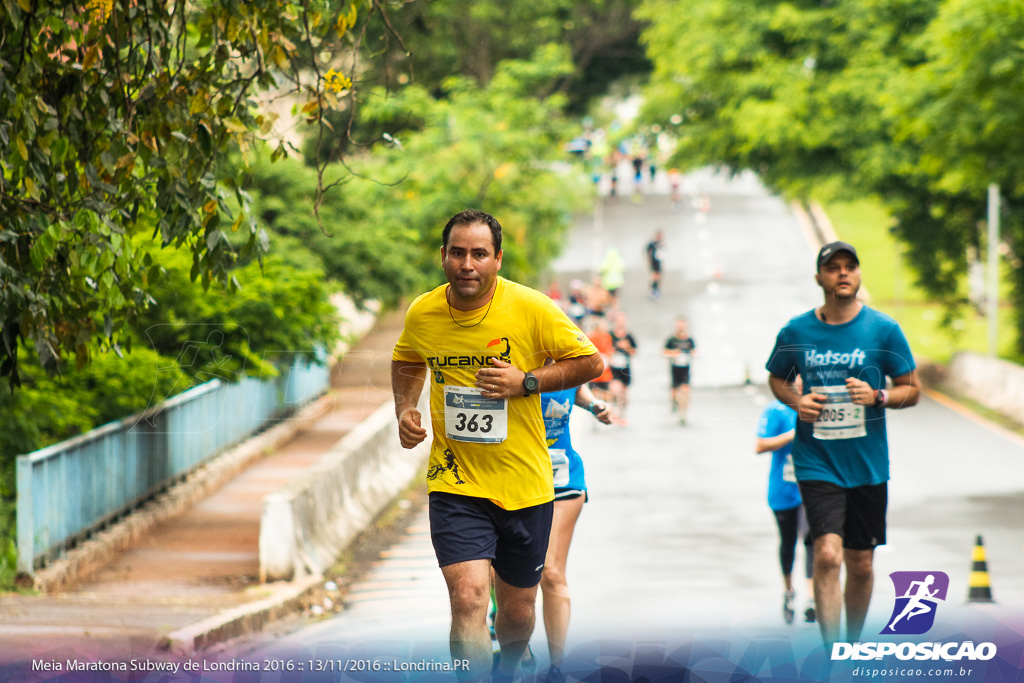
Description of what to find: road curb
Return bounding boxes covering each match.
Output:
[164,573,325,655]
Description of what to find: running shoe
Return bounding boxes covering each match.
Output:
[491,648,536,683]
[491,652,509,683]
[804,600,816,624]
[783,590,796,624]
[521,647,537,679]
[545,665,566,683]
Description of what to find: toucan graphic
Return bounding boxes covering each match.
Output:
[427,448,465,484]
[487,337,511,363]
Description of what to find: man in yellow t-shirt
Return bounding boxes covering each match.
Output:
[392,210,601,681]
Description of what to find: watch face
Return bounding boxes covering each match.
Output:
[524,374,539,392]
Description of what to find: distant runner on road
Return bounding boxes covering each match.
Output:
[645,230,664,300]
[608,313,637,425]
[765,241,920,647]
[390,209,602,681]
[663,317,696,425]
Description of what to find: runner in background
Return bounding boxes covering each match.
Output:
[539,379,612,683]
[630,140,645,199]
[586,275,610,319]
[608,313,637,425]
[586,317,614,407]
[566,279,588,329]
[663,317,696,425]
[599,248,625,310]
[668,169,683,211]
[755,375,815,625]
[546,280,565,312]
[645,230,664,300]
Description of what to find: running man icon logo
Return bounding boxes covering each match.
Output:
[882,571,949,635]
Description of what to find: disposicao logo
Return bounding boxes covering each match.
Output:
[832,570,997,663]
[882,571,949,635]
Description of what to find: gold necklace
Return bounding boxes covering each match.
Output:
[446,286,495,328]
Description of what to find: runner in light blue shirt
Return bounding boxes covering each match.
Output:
[756,376,814,625]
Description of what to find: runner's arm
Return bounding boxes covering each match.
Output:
[476,352,603,398]
[886,370,920,409]
[770,373,825,422]
[768,374,801,410]
[391,360,428,448]
[755,430,795,454]
[538,352,603,393]
[575,383,612,424]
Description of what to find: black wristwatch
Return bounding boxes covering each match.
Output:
[522,371,539,396]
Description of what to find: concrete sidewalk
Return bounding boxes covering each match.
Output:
[0,310,406,665]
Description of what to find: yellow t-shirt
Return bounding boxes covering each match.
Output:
[393,277,598,510]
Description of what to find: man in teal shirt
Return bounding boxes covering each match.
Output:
[766,241,920,647]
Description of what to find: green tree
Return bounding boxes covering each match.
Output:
[637,0,1024,350]
[376,0,650,112]
[892,0,1024,347]
[351,45,594,287]
[638,0,937,197]
[133,238,341,388]
[304,0,651,167]
[0,0,381,386]
[246,156,423,309]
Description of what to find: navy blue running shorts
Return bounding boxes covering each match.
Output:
[798,480,887,551]
[428,491,554,588]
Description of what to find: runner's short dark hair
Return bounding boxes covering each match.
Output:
[443,210,503,254]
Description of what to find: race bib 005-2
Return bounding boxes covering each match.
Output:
[443,385,507,443]
[811,385,866,440]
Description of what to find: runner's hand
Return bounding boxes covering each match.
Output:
[591,401,612,425]
[398,408,428,448]
[845,377,875,405]
[797,392,826,422]
[475,358,525,398]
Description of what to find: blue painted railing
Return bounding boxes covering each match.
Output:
[16,357,330,574]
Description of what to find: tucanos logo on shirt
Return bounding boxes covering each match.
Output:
[427,338,511,369]
[487,337,511,363]
[805,348,866,369]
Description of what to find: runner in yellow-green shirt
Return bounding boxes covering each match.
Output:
[392,210,602,682]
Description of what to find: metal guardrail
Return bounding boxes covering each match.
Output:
[16,357,330,575]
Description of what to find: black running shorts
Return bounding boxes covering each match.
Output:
[798,480,887,551]
[671,366,691,388]
[428,491,554,588]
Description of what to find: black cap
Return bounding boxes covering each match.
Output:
[816,241,859,271]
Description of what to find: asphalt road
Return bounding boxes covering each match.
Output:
[245,168,1024,678]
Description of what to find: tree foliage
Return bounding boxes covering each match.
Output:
[261,44,593,300]
[352,45,594,287]
[638,0,1024,352]
[133,238,341,389]
[358,0,650,113]
[0,0,381,386]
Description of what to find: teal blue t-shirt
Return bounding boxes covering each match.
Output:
[765,306,915,488]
